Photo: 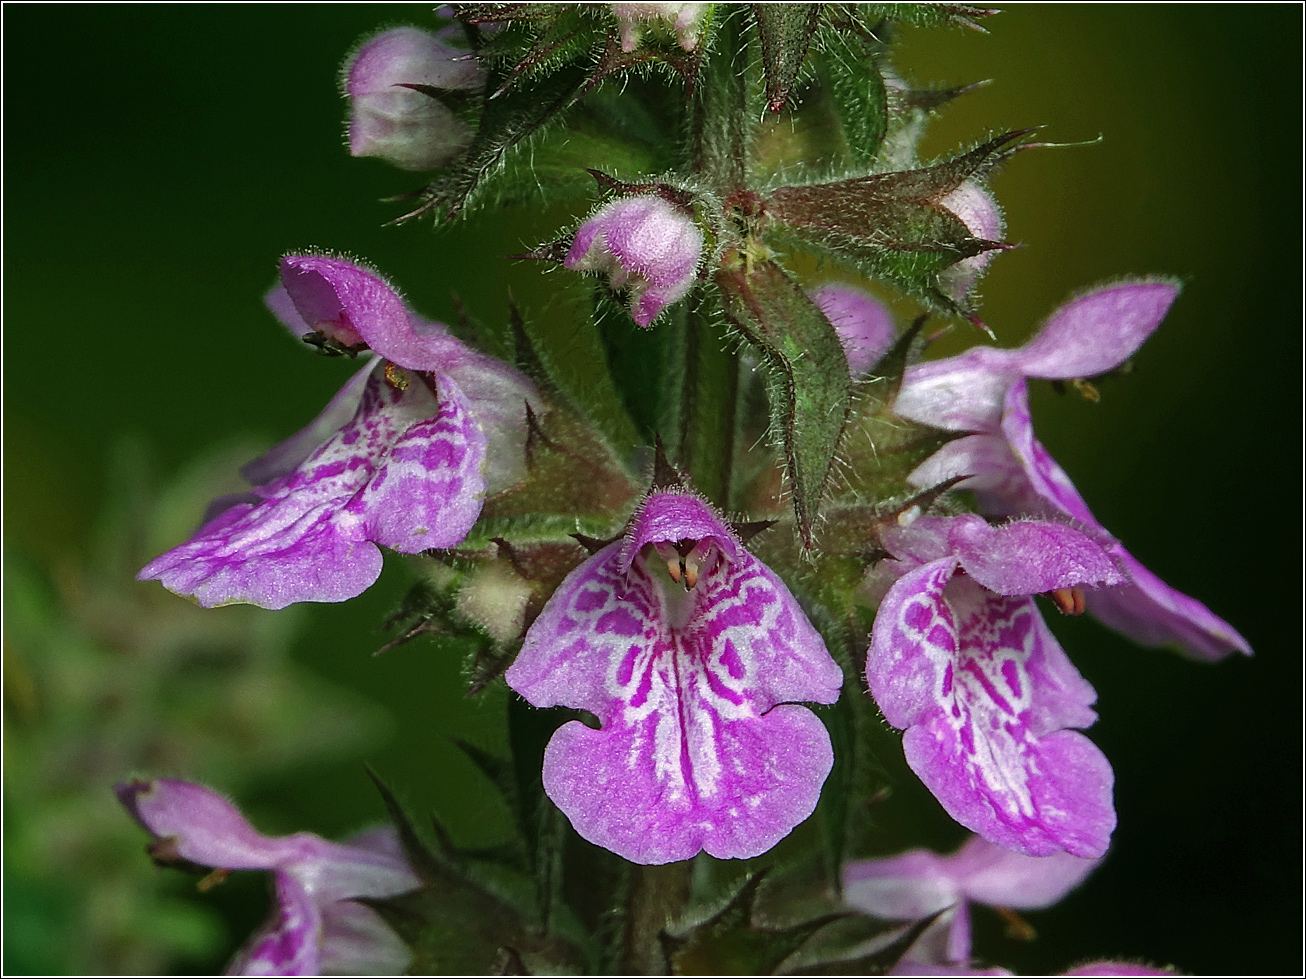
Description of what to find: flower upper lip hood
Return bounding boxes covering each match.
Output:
[867,513,1124,859]
[116,778,419,976]
[505,483,843,865]
[138,254,538,611]
[894,280,1251,662]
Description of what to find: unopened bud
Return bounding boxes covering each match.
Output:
[343,27,482,171]
[456,560,532,643]
[565,194,704,327]
[809,283,896,377]
[937,181,1004,301]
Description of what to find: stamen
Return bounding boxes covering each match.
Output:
[197,868,230,893]
[682,539,717,590]
[384,362,410,391]
[652,541,682,583]
[1047,587,1086,615]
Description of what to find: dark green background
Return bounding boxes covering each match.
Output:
[4,5,1301,974]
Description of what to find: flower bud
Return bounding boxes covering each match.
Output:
[343,27,482,171]
[565,194,704,327]
[938,181,1004,301]
[808,283,896,377]
[611,3,709,52]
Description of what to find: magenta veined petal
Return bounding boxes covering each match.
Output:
[1000,380,1251,661]
[867,558,1115,858]
[507,491,842,864]
[139,364,486,609]
[228,872,325,976]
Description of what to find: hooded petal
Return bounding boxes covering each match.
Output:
[867,561,1115,858]
[116,778,303,871]
[507,493,841,864]
[228,872,324,976]
[280,255,444,371]
[619,488,741,571]
[945,515,1124,596]
[1011,281,1178,381]
[895,280,1179,435]
[139,365,486,609]
[1001,381,1250,661]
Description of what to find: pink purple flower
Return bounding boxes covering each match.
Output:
[895,281,1250,661]
[844,834,1101,967]
[139,255,538,610]
[116,778,420,976]
[866,513,1125,858]
[565,194,704,327]
[343,26,482,171]
[809,282,897,377]
[505,485,843,864]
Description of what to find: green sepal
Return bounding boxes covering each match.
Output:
[783,908,950,975]
[396,58,590,224]
[837,318,966,496]
[751,4,822,113]
[477,402,641,528]
[364,766,586,974]
[834,2,996,32]
[662,871,848,975]
[714,259,852,549]
[764,131,1026,311]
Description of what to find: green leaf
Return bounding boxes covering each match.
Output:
[663,872,846,975]
[752,4,822,113]
[817,36,889,168]
[837,318,964,496]
[715,260,852,549]
[402,58,590,223]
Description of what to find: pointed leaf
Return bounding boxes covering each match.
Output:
[665,872,847,975]
[818,37,889,167]
[752,4,822,113]
[715,260,852,548]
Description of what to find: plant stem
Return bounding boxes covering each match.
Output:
[620,860,693,974]
[675,6,747,506]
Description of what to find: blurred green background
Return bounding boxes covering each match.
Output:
[3,5,1300,974]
